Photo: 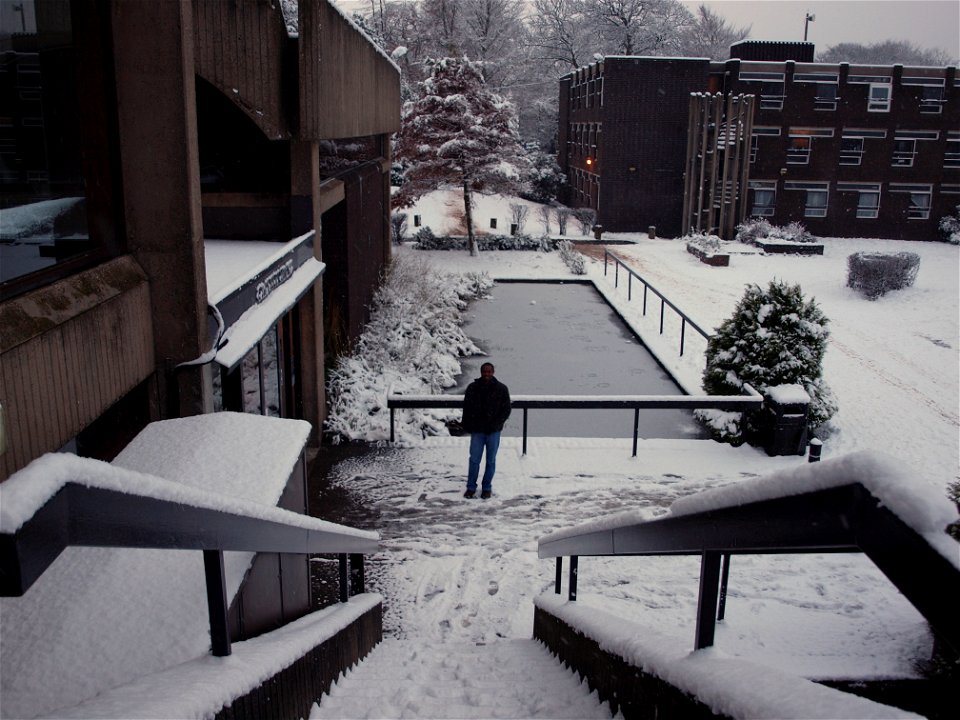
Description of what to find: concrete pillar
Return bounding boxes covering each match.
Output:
[111,0,208,418]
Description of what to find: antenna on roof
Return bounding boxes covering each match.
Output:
[804,12,816,42]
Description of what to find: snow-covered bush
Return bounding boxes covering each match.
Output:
[413,226,437,245]
[522,150,567,204]
[846,251,920,300]
[325,254,493,443]
[557,240,586,274]
[697,280,837,443]
[736,218,816,244]
[939,205,960,244]
[573,208,597,234]
[683,232,726,254]
[948,481,960,541]
[414,233,556,252]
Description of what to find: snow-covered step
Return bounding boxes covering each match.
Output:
[311,638,614,719]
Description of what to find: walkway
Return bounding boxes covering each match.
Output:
[311,638,612,719]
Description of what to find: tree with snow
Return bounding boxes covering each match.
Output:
[699,280,837,443]
[677,3,751,60]
[394,56,529,255]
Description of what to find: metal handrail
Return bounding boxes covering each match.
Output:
[387,385,762,456]
[0,481,379,657]
[603,250,711,357]
[537,476,960,655]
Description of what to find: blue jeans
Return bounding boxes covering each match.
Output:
[467,431,501,493]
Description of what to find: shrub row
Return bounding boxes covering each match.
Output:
[413,227,559,251]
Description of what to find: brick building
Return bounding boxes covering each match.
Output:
[558,41,959,240]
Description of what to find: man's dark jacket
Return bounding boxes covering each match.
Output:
[461,376,511,434]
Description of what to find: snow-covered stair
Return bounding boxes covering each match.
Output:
[311,638,614,719]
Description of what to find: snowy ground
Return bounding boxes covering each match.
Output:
[311,194,957,715]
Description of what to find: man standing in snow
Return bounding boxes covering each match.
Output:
[461,362,511,499]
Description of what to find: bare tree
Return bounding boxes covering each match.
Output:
[527,0,592,71]
[678,4,751,60]
[555,207,571,235]
[509,203,529,234]
[461,0,529,89]
[590,0,694,56]
[817,40,956,66]
[538,204,552,234]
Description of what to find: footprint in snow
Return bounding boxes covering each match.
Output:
[488,581,499,596]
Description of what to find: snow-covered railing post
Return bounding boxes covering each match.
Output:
[555,557,563,594]
[569,555,579,601]
[695,550,723,649]
[717,553,732,622]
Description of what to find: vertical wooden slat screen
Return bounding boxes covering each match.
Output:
[300,1,401,140]
[193,0,292,140]
[0,258,155,481]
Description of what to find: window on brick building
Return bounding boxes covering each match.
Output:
[785,181,829,218]
[889,184,932,219]
[838,182,881,219]
[748,180,777,216]
[945,132,960,168]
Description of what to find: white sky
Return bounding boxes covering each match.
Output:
[685,0,960,58]
[335,1,960,60]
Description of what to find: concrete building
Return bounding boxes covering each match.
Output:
[558,41,959,240]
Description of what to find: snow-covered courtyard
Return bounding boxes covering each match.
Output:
[312,197,958,716]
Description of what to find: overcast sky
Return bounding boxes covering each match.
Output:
[684,1,960,58]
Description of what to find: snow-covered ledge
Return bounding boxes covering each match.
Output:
[535,595,920,719]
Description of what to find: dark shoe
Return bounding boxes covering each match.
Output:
[464,490,476,499]
[480,490,492,499]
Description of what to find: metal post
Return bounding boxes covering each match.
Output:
[632,408,640,457]
[203,550,232,657]
[522,408,528,455]
[659,298,665,334]
[555,557,563,594]
[643,285,648,315]
[628,273,632,301]
[390,407,395,442]
[349,553,365,594]
[808,438,822,462]
[680,318,687,357]
[614,261,619,287]
[568,555,579,601]
[695,550,722,649]
[717,553,731,621]
[338,553,349,603]
[604,252,608,275]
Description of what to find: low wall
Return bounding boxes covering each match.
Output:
[533,606,723,720]
[216,601,382,720]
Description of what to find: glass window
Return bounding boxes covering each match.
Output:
[919,85,943,114]
[814,84,837,110]
[805,189,828,218]
[840,137,864,165]
[752,188,776,216]
[907,191,930,219]
[892,139,916,167]
[946,138,960,168]
[856,191,880,218]
[868,83,891,112]
[760,82,785,110]
[1,0,118,299]
[787,136,812,164]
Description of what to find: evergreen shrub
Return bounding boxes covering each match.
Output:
[846,251,920,299]
[557,240,586,274]
[939,205,960,244]
[698,280,837,443]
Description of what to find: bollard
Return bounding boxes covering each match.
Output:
[592,224,604,240]
[808,437,823,462]
[648,225,656,239]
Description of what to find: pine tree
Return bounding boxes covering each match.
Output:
[701,280,837,442]
[393,56,529,255]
